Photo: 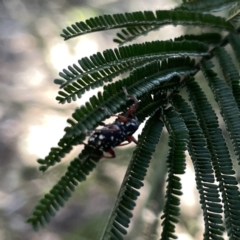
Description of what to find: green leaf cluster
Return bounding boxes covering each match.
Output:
[28,1,240,239]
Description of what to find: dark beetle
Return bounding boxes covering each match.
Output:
[88,88,140,158]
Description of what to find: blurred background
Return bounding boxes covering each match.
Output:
[1,0,238,239]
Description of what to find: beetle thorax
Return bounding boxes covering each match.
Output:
[119,118,139,136]
[88,117,139,151]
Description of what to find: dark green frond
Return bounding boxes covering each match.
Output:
[201,60,240,164]
[153,76,185,96]
[27,146,102,230]
[229,33,240,66]
[60,10,233,44]
[64,58,196,138]
[101,111,164,240]
[136,77,186,123]
[38,58,196,171]
[36,114,105,172]
[56,40,208,101]
[136,94,162,123]
[215,46,240,110]
[186,78,240,240]
[227,2,240,23]
[27,1,240,238]
[160,107,189,240]
[172,95,225,240]
[179,0,238,12]
[174,33,222,45]
[113,11,233,45]
[37,134,89,172]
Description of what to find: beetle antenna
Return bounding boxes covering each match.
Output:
[122,87,138,104]
[101,107,119,117]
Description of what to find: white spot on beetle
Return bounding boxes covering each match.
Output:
[99,134,105,139]
[111,136,114,140]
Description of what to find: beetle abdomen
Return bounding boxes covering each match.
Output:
[88,127,126,151]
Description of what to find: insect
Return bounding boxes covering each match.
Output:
[87,88,140,159]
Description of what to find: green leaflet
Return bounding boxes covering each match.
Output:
[215,46,240,110]
[136,87,174,123]
[55,40,207,102]
[27,145,102,230]
[227,2,240,23]
[101,111,164,240]
[160,107,189,240]
[229,34,240,67]
[113,10,233,45]
[201,60,240,164]
[60,10,233,43]
[186,78,240,239]
[172,95,225,240]
[174,33,222,45]
[180,0,238,12]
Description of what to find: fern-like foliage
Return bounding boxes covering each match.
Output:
[38,58,196,172]
[27,145,102,230]
[215,46,240,109]
[101,111,164,239]
[186,78,240,239]
[172,94,225,240]
[179,0,239,12]
[60,10,233,44]
[113,11,233,46]
[28,1,240,239]
[227,2,240,23]
[174,32,222,45]
[55,40,207,101]
[201,60,240,163]
[229,33,240,66]
[160,107,189,239]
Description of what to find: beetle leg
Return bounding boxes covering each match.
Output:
[101,107,130,123]
[122,87,139,117]
[124,102,139,117]
[116,115,129,123]
[116,135,138,147]
[117,141,131,146]
[127,135,138,144]
[101,148,116,158]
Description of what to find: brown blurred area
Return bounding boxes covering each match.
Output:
[0,0,220,239]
